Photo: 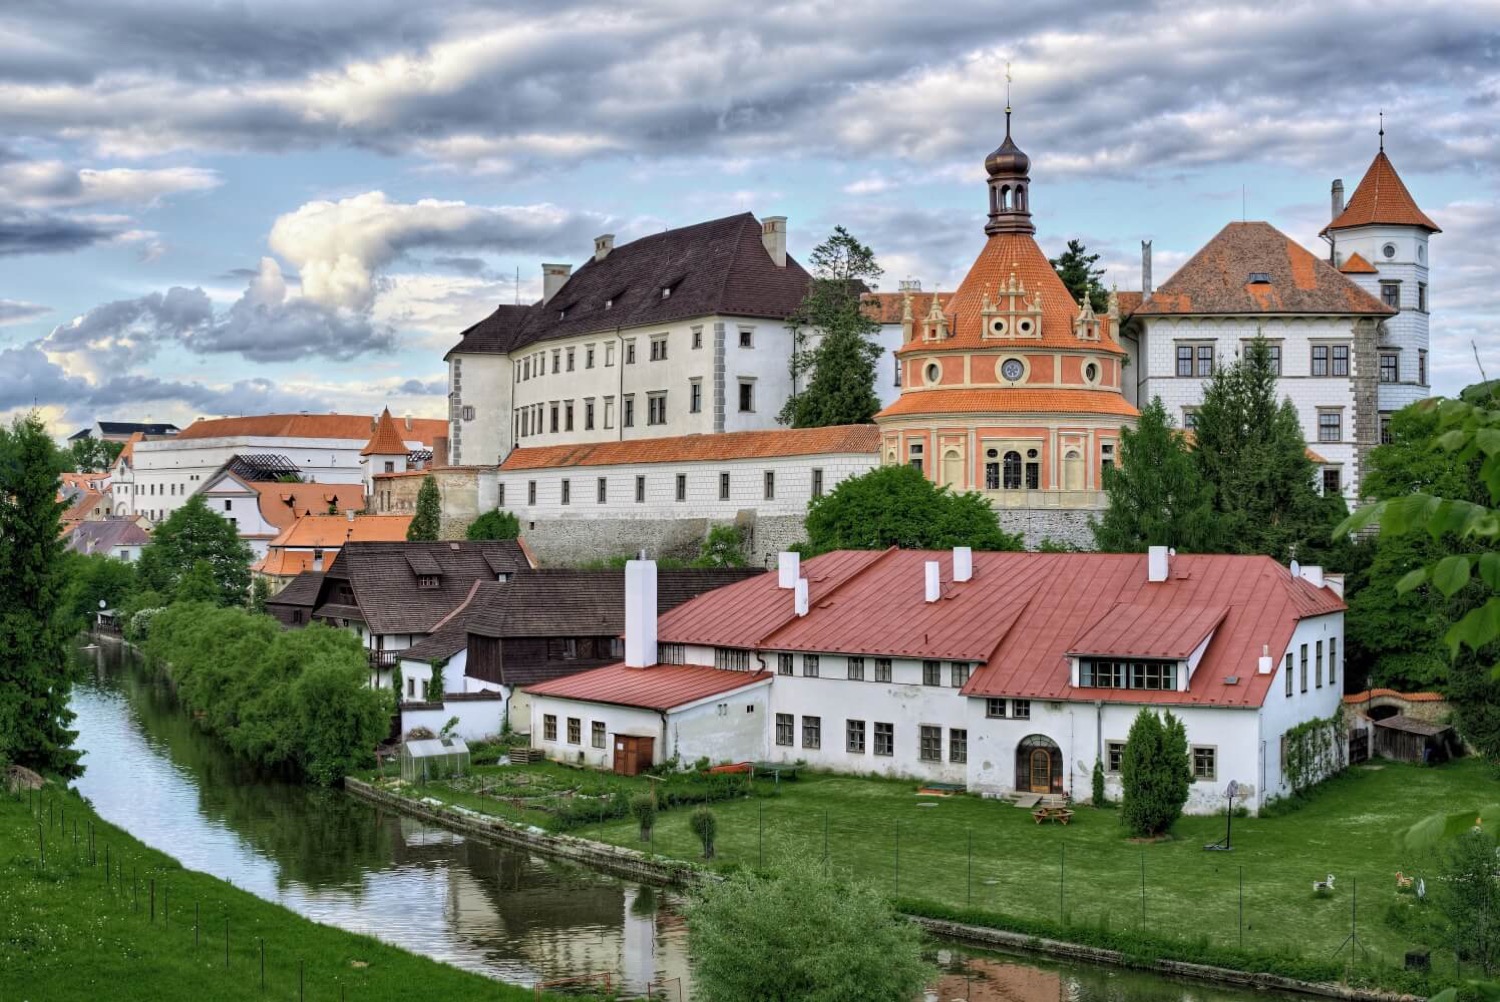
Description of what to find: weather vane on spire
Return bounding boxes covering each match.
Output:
[1379,109,1385,152]
[1005,60,1013,115]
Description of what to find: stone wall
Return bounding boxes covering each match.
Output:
[998,508,1098,550]
[519,512,806,568]
[375,467,484,540]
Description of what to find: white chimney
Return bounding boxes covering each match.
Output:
[1331,179,1345,222]
[1298,564,1325,589]
[1147,545,1170,583]
[404,414,412,431]
[777,551,800,590]
[953,546,973,583]
[347,508,356,523]
[1258,643,1274,675]
[541,263,573,305]
[761,216,787,268]
[794,578,809,617]
[1324,572,1345,598]
[924,560,941,603]
[624,559,658,668]
[594,234,615,262]
[313,553,324,572]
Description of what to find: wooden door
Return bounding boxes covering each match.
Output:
[1028,748,1052,793]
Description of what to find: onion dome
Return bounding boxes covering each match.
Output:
[985,113,1031,177]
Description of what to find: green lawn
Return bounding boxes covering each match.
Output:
[0,786,576,1001]
[400,756,1497,978]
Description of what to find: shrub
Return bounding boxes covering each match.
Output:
[631,794,656,841]
[1438,825,1500,974]
[466,509,520,540]
[691,807,718,859]
[1120,708,1190,837]
[1091,758,1106,806]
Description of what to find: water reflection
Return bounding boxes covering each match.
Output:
[71,642,1303,1001]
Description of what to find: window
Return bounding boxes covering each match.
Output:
[623,396,635,428]
[950,728,968,764]
[1078,658,1178,690]
[715,647,752,671]
[776,713,794,746]
[908,441,924,472]
[922,660,941,686]
[585,399,595,430]
[1192,746,1217,781]
[523,357,531,380]
[797,654,818,678]
[649,336,668,361]
[739,328,754,349]
[997,450,1021,490]
[1318,411,1341,443]
[675,474,687,502]
[1311,344,1328,376]
[690,380,703,413]
[763,470,775,500]
[812,468,824,498]
[1380,413,1393,444]
[417,575,440,589]
[950,662,971,687]
[1197,344,1214,376]
[223,499,232,511]
[718,472,730,500]
[547,403,559,434]
[692,326,703,350]
[1419,350,1428,385]
[875,658,892,683]
[1300,643,1309,693]
[461,404,475,422]
[604,397,614,429]
[648,394,667,425]
[597,477,607,504]
[1176,345,1194,376]
[559,479,571,505]
[919,725,942,762]
[1107,741,1126,774]
[1322,467,1341,496]
[592,721,605,749]
[777,653,793,676]
[567,717,581,744]
[1331,344,1349,376]
[605,342,615,366]
[567,348,576,371]
[543,714,557,741]
[1285,652,1294,697]
[528,481,537,505]
[985,698,1006,719]
[847,719,866,753]
[1011,699,1030,720]
[1316,640,1324,688]
[802,715,821,749]
[625,340,636,364]
[659,643,685,665]
[1329,637,1338,686]
[564,401,575,432]
[552,349,561,372]
[1266,342,1282,375]
[1380,282,1400,309]
[738,381,755,413]
[847,656,865,681]
[635,476,645,503]
[1418,282,1428,312]
[1380,353,1398,383]
[874,722,894,757]
[1383,242,1397,259]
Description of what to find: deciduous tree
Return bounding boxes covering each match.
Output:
[137,494,253,605]
[465,509,519,540]
[407,474,442,541]
[1094,397,1218,552]
[804,464,1022,555]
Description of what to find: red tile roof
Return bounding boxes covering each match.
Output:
[176,413,447,446]
[61,491,105,523]
[860,291,953,325]
[249,482,365,530]
[525,663,772,711]
[1068,602,1227,660]
[1338,252,1378,274]
[876,387,1138,419]
[1115,291,1145,315]
[361,408,412,457]
[1343,688,1445,704]
[265,513,413,549]
[1324,151,1440,234]
[499,425,880,472]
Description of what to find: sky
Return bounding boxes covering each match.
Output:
[3,0,1498,435]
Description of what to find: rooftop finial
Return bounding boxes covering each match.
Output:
[1379,109,1384,152]
[1004,60,1013,129]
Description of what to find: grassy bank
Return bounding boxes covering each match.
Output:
[0,785,570,1001]
[382,754,1493,992]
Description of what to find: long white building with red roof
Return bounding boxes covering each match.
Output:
[526,548,1347,814]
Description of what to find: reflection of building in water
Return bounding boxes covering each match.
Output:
[926,953,1063,1002]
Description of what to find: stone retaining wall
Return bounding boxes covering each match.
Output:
[997,508,1098,550]
[520,513,805,568]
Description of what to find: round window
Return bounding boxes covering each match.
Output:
[1026,449,1038,459]
[990,318,1008,336]
[1084,362,1099,382]
[1000,358,1025,381]
[1382,243,1397,259]
[924,362,941,384]
[986,448,998,459]
[1017,318,1034,335]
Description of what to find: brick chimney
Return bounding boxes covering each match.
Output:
[761,216,787,268]
[542,263,572,305]
[594,234,614,262]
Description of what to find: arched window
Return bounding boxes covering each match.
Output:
[1015,734,1062,794]
[1063,449,1084,491]
[984,449,1000,490]
[1015,184,1027,211]
[1000,185,1011,211]
[942,449,963,489]
[1002,451,1022,490]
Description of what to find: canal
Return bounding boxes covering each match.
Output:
[71,642,1308,1001]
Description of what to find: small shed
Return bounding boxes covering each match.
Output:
[400,736,471,783]
[1374,715,1457,764]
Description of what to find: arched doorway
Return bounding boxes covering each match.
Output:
[1015,735,1063,794]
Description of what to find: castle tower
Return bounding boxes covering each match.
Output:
[361,407,409,498]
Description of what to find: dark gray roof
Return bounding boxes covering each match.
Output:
[445,213,810,359]
[266,571,324,610]
[225,454,301,481]
[1375,714,1452,737]
[66,519,151,555]
[73,421,180,439]
[315,541,532,636]
[401,581,502,663]
[469,568,763,638]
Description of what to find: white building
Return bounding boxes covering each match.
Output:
[526,548,1348,814]
[196,465,365,558]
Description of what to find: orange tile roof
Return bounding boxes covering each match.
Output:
[61,491,105,522]
[253,550,320,578]
[877,388,1138,420]
[112,431,145,472]
[1343,688,1446,704]
[859,291,953,325]
[1324,151,1440,234]
[176,413,447,446]
[525,663,772,711]
[1339,252,1378,274]
[361,408,412,456]
[1115,291,1145,315]
[249,482,365,530]
[499,425,881,472]
[266,513,413,549]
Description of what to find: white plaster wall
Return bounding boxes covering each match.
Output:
[1333,225,1431,417]
[449,352,513,466]
[530,695,663,769]
[1257,612,1347,802]
[400,697,506,742]
[662,685,769,764]
[874,322,907,408]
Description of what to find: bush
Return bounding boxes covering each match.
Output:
[1438,825,1500,974]
[1120,709,1190,837]
[691,807,718,859]
[1092,758,1106,807]
[631,794,656,841]
[466,509,520,541]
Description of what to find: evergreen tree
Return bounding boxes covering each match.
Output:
[779,226,883,428]
[0,413,81,776]
[1119,708,1189,837]
[1093,397,1218,552]
[804,464,1023,554]
[1049,238,1108,313]
[249,575,271,615]
[137,494,254,606]
[407,474,442,541]
[465,509,520,540]
[1193,336,1343,562]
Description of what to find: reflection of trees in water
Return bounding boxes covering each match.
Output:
[91,645,395,890]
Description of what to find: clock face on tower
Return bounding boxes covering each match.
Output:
[1001,359,1024,381]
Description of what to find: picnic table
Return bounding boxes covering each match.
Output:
[1031,806,1075,825]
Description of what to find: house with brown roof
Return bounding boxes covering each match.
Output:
[525,548,1347,813]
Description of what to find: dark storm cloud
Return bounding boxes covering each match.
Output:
[398,377,446,395]
[189,295,396,362]
[0,210,122,255]
[0,342,88,410]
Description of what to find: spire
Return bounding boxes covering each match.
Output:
[1378,109,1384,152]
[1323,126,1441,235]
[361,407,409,457]
[984,103,1034,237]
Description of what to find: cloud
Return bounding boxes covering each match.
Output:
[398,377,446,395]
[0,299,50,326]
[42,285,212,375]
[0,342,88,411]
[0,159,220,208]
[267,192,604,310]
[0,209,126,255]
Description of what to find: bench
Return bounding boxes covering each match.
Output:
[1032,807,1075,825]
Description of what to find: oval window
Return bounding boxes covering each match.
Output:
[924,362,941,384]
[990,318,1008,336]
[1382,243,1397,259]
[1084,362,1099,382]
[1417,244,1426,263]
[1026,449,1038,459]
[1017,319,1034,335]
[1001,358,1024,381]
[986,448,998,459]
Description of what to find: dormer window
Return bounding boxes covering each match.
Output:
[417,575,440,589]
[1247,272,1272,284]
[604,298,613,310]
[1078,657,1178,690]
[661,286,672,299]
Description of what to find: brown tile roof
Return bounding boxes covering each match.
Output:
[1339,252,1378,274]
[61,491,105,523]
[249,482,365,530]
[499,424,880,471]
[361,408,411,456]
[176,413,447,446]
[113,431,145,471]
[1324,151,1440,234]
[876,387,1138,419]
[447,213,812,358]
[859,291,952,325]
[1133,222,1395,317]
[65,518,151,555]
[265,571,324,611]
[525,663,772,711]
[1115,291,1145,315]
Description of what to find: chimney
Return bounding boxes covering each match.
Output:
[924,560,941,603]
[1331,179,1345,222]
[1258,644,1274,675]
[1298,564,1325,589]
[541,263,572,305]
[761,216,787,268]
[624,559,658,668]
[313,553,323,572]
[953,546,973,583]
[433,435,449,469]
[1323,572,1345,598]
[794,578,809,617]
[1147,545,1170,583]
[347,508,356,523]
[777,551,800,589]
[1141,240,1153,297]
[593,234,615,262]
[404,414,412,432]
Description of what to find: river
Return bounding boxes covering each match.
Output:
[70,641,1308,1001]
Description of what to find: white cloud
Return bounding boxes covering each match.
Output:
[0,160,220,208]
[0,299,50,326]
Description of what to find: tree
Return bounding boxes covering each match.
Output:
[685,853,931,1002]
[630,794,656,841]
[693,524,747,568]
[804,464,1023,555]
[1119,708,1190,838]
[1193,336,1346,562]
[58,551,138,632]
[466,509,520,540]
[407,474,441,541]
[1093,397,1218,552]
[779,226,883,428]
[1050,238,1107,313]
[691,807,718,859]
[137,495,253,606]
[0,413,81,777]
[249,575,271,615]
[1437,825,1500,975]
[64,436,124,474]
